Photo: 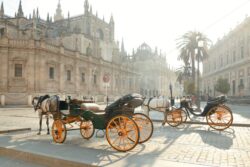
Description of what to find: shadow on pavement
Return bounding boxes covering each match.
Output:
[1,130,147,167]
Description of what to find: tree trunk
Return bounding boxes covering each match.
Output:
[191,50,196,89]
[197,50,200,109]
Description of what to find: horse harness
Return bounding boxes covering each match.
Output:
[35,95,50,111]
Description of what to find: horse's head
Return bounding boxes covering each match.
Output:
[32,96,39,111]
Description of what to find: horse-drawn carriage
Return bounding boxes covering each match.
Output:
[51,93,153,152]
[143,95,233,131]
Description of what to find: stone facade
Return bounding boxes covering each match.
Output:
[132,43,179,97]
[202,17,250,97]
[0,0,177,105]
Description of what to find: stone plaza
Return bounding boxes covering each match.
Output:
[0,102,250,167]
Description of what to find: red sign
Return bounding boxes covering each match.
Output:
[103,74,110,83]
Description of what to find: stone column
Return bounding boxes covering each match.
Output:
[27,95,33,106]
[1,94,5,106]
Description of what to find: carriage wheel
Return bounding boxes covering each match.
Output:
[206,106,233,131]
[165,108,184,127]
[133,113,153,143]
[106,115,139,152]
[52,120,67,143]
[180,108,188,123]
[80,120,95,139]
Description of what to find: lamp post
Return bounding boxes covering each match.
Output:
[169,83,174,106]
[196,39,204,109]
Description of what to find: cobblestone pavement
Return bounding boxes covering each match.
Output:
[0,103,250,167]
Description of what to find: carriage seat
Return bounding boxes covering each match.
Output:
[207,95,226,105]
[81,103,103,112]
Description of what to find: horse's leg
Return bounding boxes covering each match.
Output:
[162,111,166,126]
[37,112,42,135]
[46,115,50,135]
[162,108,169,126]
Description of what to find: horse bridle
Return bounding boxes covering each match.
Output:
[32,97,40,111]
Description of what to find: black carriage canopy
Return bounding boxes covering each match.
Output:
[105,93,145,117]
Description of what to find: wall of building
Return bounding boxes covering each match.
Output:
[202,17,250,97]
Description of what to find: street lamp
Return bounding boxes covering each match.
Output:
[196,39,204,108]
[169,83,174,106]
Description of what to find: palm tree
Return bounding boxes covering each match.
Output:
[176,64,192,84]
[177,31,210,107]
[176,31,199,82]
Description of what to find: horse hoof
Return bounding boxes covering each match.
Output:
[37,132,41,135]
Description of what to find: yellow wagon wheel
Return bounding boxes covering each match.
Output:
[52,120,67,143]
[133,113,153,143]
[165,108,184,127]
[106,115,139,152]
[80,120,95,139]
[206,106,233,131]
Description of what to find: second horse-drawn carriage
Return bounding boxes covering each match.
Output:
[142,95,233,131]
[51,93,153,152]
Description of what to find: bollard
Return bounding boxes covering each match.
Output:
[1,94,5,106]
[28,95,33,106]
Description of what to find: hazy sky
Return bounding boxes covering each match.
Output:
[2,0,250,68]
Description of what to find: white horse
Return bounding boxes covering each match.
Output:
[32,95,59,135]
[142,96,171,125]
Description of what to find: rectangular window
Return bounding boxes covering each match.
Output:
[49,67,54,79]
[233,51,236,62]
[226,54,229,64]
[240,78,244,85]
[15,64,22,77]
[241,46,244,58]
[248,78,250,89]
[81,73,85,82]
[93,74,97,84]
[67,70,71,81]
[129,78,132,89]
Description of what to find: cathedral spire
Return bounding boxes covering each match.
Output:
[17,0,24,17]
[84,0,89,15]
[47,13,50,22]
[54,0,64,21]
[121,38,125,53]
[90,5,92,14]
[0,2,4,17]
[36,7,39,19]
[32,9,36,19]
[67,11,70,28]
[32,9,35,18]
[109,14,114,24]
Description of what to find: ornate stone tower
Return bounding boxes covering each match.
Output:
[109,15,114,41]
[17,0,24,17]
[0,2,4,17]
[84,0,91,35]
[54,0,64,21]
